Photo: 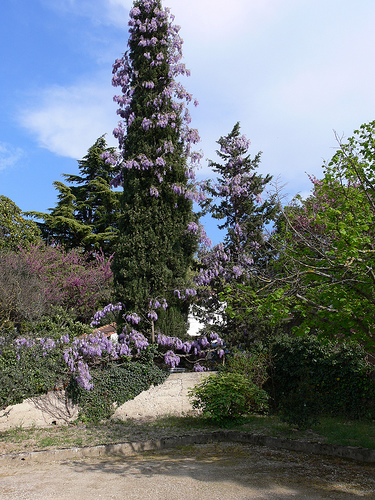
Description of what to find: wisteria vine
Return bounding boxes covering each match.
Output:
[104,0,205,205]
[5,324,224,392]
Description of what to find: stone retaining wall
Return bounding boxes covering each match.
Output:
[0,372,212,431]
[0,391,79,431]
[112,372,211,420]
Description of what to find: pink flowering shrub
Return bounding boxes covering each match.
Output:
[19,244,113,322]
[0,244,113,327]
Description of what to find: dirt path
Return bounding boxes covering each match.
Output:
[1,442,374,499]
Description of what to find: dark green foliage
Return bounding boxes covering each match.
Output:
[0,330,68,409]
[267,335,375,427]
[112,1,199,335]
[67,361,169,422]
[28,136,121,255]
[113,195,196,329]
[221,346,270,388]
[277,377,321,429]
[155,305,189,339]
[0,195,41,250]
[21,307,92,340]
[189,372,269,424]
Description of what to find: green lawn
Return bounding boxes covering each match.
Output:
[1,414,374,456]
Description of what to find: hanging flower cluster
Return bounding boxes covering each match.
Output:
[90,302,124,327]
[63,332,132,390]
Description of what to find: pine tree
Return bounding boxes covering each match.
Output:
[196,123,280,346]
[207,122,277,267]
[109,0,201,336]
[29,136,121,255]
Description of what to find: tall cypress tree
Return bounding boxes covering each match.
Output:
[109,0,201,336]
[29,136,121,255]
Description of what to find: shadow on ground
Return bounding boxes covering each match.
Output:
[62,442,375,499]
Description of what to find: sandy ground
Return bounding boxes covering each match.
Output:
[1,442,374,499]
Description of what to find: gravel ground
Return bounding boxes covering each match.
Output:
[1,442,374,499]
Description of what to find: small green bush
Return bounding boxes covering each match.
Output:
[189,372,269,424]
[67,361,169,422]
[22,307,92,340]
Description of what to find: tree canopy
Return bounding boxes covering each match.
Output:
[0,195,41,250]
[194,123,279,346]
[28,136,121,255]
[227,121,375,351]
[108,0,202,337]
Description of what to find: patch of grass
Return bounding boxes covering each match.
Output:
[314,418,375,450]
[1,414,375,455]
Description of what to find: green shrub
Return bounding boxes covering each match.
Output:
[67,361,169,423]
[22,307,92,340]
[267,335,375,426]
[0,309,92,410]
[189,372,269,424]
[0,329,68,409]
[222,346,270,388]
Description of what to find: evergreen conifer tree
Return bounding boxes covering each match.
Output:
[29,136,121,255]
[108,0,201,337]
[0,196,42,250]
[196,123,280,346]
[199,123,278,281]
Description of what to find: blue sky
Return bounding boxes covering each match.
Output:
[2,0,375,244]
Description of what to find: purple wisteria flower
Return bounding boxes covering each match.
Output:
[75,360,93,391]
[187,222,199,234]
[91,302,124,327]
[164,350,180,368]
[125,312,141,325]
[108,0,203,196]
[193,363,206,372]
[147,310,158,321]
[150,186,159,197]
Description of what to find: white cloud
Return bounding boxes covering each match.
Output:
[264,19,375,122]
[19,79,119,159]
[167,0,293,47]
[26,0,375,191]
[0,143,24,171]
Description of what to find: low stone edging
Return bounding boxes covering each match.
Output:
[1,430,374,464]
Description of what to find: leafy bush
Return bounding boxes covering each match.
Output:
[222,346,270,388]
[0,329,69,409]
[267,335,375,426]
[21,307,92,340]
[67,361,169,422]
[189,372,269,424]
